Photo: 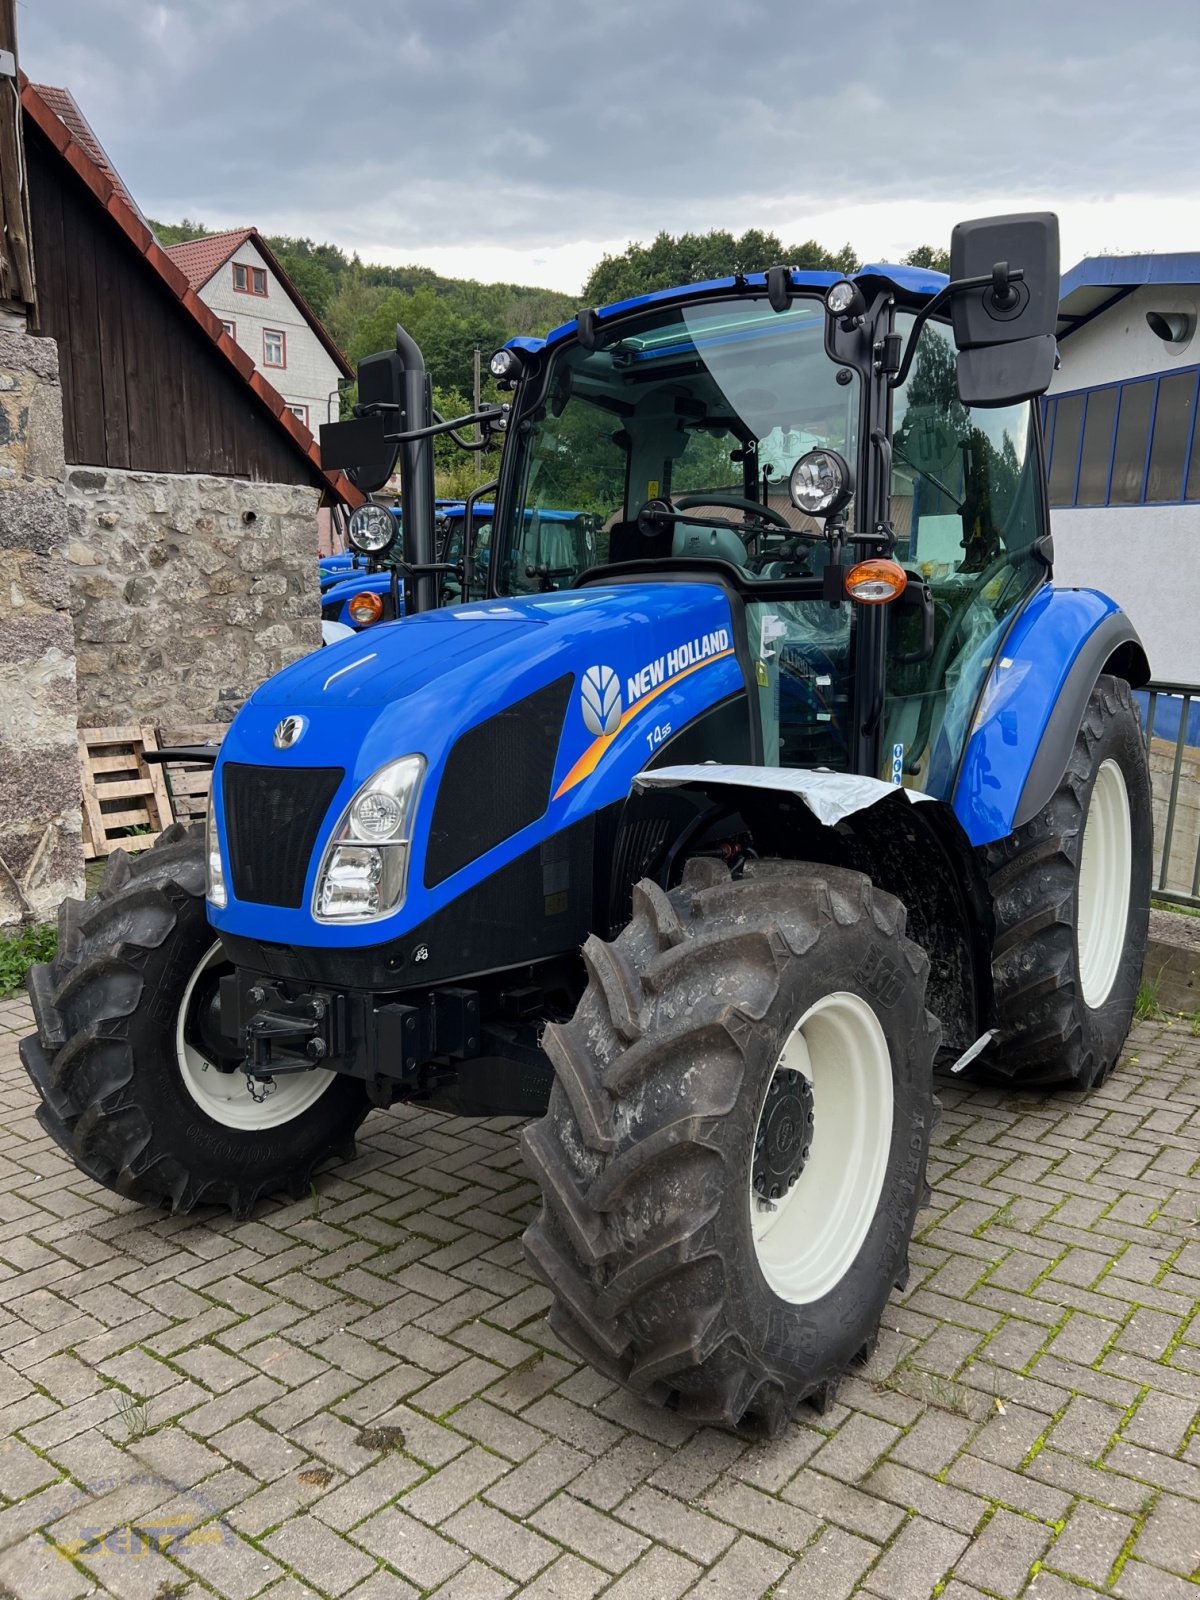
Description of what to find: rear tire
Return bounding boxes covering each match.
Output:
[20,825,370,1216]
[979,674,1152,1089]
[522,858,939,1436]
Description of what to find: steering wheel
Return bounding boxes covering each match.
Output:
[904,545,1034,772]
[672,491,793,531]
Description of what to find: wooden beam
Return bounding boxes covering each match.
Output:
[0,0,36,312]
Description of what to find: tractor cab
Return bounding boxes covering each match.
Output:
[484,267,1049,796]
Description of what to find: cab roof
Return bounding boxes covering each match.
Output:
[507,263,948,357]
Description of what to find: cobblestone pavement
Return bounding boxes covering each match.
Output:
[2,989,1199,1600]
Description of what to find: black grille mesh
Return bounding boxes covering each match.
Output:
[223,763,345,907]
[424,676,573,888]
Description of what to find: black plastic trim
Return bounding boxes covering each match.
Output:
[1012,611,1151,830]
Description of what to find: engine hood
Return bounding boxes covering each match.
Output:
[210,583,745,948]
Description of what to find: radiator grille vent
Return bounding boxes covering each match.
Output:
[223,763,344,908]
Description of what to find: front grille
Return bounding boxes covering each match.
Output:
[223,763,345,907]
[425,676,573,888]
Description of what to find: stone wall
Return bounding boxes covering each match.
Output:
[0,317,84,929]
[65,469,322,727]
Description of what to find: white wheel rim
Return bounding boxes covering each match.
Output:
[750,991,893,1305]
[175,944,337,1130]
[1077,758,1132,1009]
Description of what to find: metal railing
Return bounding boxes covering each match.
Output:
[1138,681,1200,908]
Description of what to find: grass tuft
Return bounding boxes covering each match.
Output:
[116,1391,152,1441]
[0,922,57,999]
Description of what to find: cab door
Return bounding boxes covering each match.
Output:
[883,318,1048,798]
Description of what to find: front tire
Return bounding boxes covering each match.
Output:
[522,858,939,1436]
[980,674,1152,1089]
[20,826,370,1216]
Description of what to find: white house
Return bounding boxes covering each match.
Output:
[165,229,352,431]
[1047,254,1200,684]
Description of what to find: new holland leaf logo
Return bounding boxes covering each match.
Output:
[580,665,622,737]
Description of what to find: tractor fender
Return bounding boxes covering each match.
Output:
[951,588,1149,848]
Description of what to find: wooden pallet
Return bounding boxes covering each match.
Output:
[156,724,224,827]
[79,726,175,860]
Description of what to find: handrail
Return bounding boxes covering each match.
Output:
[1138,680,1200,908]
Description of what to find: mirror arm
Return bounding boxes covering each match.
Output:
[886,267,1025,389]
[355,402,509,447]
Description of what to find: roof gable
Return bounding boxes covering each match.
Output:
[20,80,360,504]
[165,228,353,378]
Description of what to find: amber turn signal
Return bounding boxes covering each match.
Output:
[844,559,907,605]
[348,591,385,625]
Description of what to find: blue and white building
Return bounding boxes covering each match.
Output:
[1047,253,1200,684]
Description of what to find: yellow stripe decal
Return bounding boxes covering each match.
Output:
[553,648,736,800]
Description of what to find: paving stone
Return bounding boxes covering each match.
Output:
[887,1410,975,1475]
[863,1516,970,1600]
[440,1501,558,1582]
[515,1554,608,1599]
[530,1493,651,1574]
[569,1434,668,1511]
[352,1505,469,1590]
[675,1532,788,1598]
[421,1564,515,1600]
[1122,1390,1199,1454]
[781,1468,905,1545]
[700,1478,819,1552]
[1049,1499,1134,1587]
[951,1505,1053,1597]
[263,1516,377,1596]
[615,1484,736,1564]
[1133,1492,1200,1575]
[599,1545,701,1599]
[398,1445,506,1524]
[808,1413,901,1482]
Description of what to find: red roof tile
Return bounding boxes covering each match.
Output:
[164,229,255,292]
[20,80,362,508]
[30,85,141,215]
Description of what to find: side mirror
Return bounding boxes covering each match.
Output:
[319,348,404,493]
[949,212,1059,406]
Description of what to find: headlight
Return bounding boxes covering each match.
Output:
[314,755,425,921]
[788,448,853,519]
[205,795,227,909]
[348,503,397,555]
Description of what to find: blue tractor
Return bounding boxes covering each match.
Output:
[22,215,1152,1435]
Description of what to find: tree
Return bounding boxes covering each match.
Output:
[581,229,858,305]
[903,245,951,275]
[272,252,336,320]
[148,217,213,245]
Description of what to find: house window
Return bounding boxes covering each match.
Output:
[287,403,309,426]
[263,329,286,368]
[220,319,236,339]
[1045,363,1200,507]
[233,262,267,296]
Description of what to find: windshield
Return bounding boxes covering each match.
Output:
[494,295,859,594]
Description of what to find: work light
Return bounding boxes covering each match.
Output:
[825,280,865,319]
[788,449,853,519]
[488,347,524,384]
[347,503,397,555]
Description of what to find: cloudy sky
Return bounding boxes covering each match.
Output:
[19,0,1200,293]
